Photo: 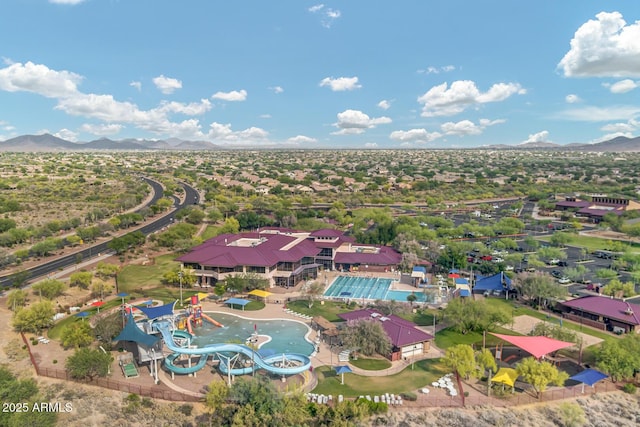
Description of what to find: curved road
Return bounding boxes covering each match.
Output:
[0,178,200,288]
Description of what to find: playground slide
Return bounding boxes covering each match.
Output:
[201,313,224,327]
[155,321,311,376]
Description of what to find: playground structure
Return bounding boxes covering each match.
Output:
[177,294,224,334]
[115,298,311,383]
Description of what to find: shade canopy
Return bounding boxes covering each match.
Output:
[117,292,129,298]
[334,365,353,375]
[492,368,519,387]
[91,301,105,307]
[75,311,90,318]
[570,369,608,387]
[224,298,251,310]
[248,289,272,299]
[491,333,574,359]
[113,312,160,348]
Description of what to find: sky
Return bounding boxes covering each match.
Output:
[0,1,639,149]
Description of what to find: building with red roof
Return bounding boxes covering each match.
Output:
[555,196,640,223]
[177,228,402,288]
[338,308,433,361]
[558,296,640,334]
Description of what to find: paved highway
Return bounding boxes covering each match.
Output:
[0,178,200,288]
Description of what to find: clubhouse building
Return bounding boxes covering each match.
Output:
[177,228,402,288]
[554,195,640,223]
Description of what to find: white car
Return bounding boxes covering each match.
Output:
[558,277,571,284]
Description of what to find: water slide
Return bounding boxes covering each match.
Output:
[186,313,224,334]
[155,321,311,376]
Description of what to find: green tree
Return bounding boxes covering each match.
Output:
[12,300,55,333]
[595,268,618,280]
[476,347,497,377]
[302,280,325,309]
[341,318,392,357]
[442,298,511,334]
[204,379,229,423]
[557,402,586,427]
[6,289,28,311]
[91,278,114,299]
[443,344,476,380]
[219,217,240,234]
[513,272,566,308]
[66,347,113,380]
[601,278,635,298]
[549,231,572,247]
[69,270,93,289]
[61,321,94,349]
[31,278,67,300]
[93,312,123,350]
[516,357,569,398]
[95,261,120,279]
[596,334,640,382]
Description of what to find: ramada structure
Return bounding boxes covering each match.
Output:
[338,308,434,361]
[177,228,402,288]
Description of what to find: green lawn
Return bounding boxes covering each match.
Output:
[536,234,639,253]
[117,254,180,293]
[312,359,448,397]
[286,300,351,322]
[349,357,392,370]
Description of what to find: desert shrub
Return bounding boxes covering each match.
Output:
[622,383,636,394]
[400,392,417,401]
[178,404,193,416]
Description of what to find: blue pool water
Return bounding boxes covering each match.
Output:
[323,275,429,302]
[191,312,315,356]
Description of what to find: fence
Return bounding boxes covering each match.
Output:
[21,333,200,402]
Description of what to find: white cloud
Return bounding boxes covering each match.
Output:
[377,100,391,110]
[608,79,639,94]
[308,4,324,13]
[205,122,269,145]
[270,86,284,94]
[152,75,182,94]
[286,135,317,144]
[441,118,504,136]
[212,89,247,101]
[418,80,525,117]
[49,0,86,4]
[80,123,123,136]
[558,11,640,78]
[0,61,81,98]
[157,99,212,115]
[389,128,442,143]
[308,4,341,28]
[555,105,640,122]
[364,142,378,148]
[418,65,456,74]
[565,94,581,103]
[521,130,550,144]
[332,109,391,135]
[54,128,78,142]
[600,118,639,133]
[130,81,142,91]
[259,114,272,119]
[319,76,361,91]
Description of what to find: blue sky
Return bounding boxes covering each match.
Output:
[1,1,639,148]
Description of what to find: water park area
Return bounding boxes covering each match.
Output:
[323,275,429,303]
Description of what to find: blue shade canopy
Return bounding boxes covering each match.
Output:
[570,368,608,386]
[113,312,159,348]
[75,311,90,318]
[224,298,251,306]
[334,365,353,374]
[117,292,129,297]
[136,301,176,319]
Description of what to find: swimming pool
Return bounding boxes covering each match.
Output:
[191,312,315,356]
[323,275,432,303]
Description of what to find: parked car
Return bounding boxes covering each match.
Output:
[557,260,568,267]
[551,270,562,278]
[547,258,560,265]
[558,277,571,284]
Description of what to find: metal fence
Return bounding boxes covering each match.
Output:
[21,333,200,402]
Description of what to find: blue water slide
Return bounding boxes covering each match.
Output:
[164,352,209,374]
[155,322,311,376]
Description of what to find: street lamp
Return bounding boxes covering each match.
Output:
[178,270,184,307]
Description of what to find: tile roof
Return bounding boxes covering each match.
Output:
[338,309,433,348]
[335,246,402,265]
[561,296,640,326]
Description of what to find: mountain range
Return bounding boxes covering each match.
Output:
[0,133,639,152]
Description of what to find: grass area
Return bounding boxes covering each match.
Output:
[312,359,448,397]
[349,357,392,370]
[286,300,351,322]
[536,233,639,253]
[117,254,180,293]
[200,225,220,241]
[397,309,436,327]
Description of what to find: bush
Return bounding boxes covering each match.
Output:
[400,392,417,401]
[623,383,636,394]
